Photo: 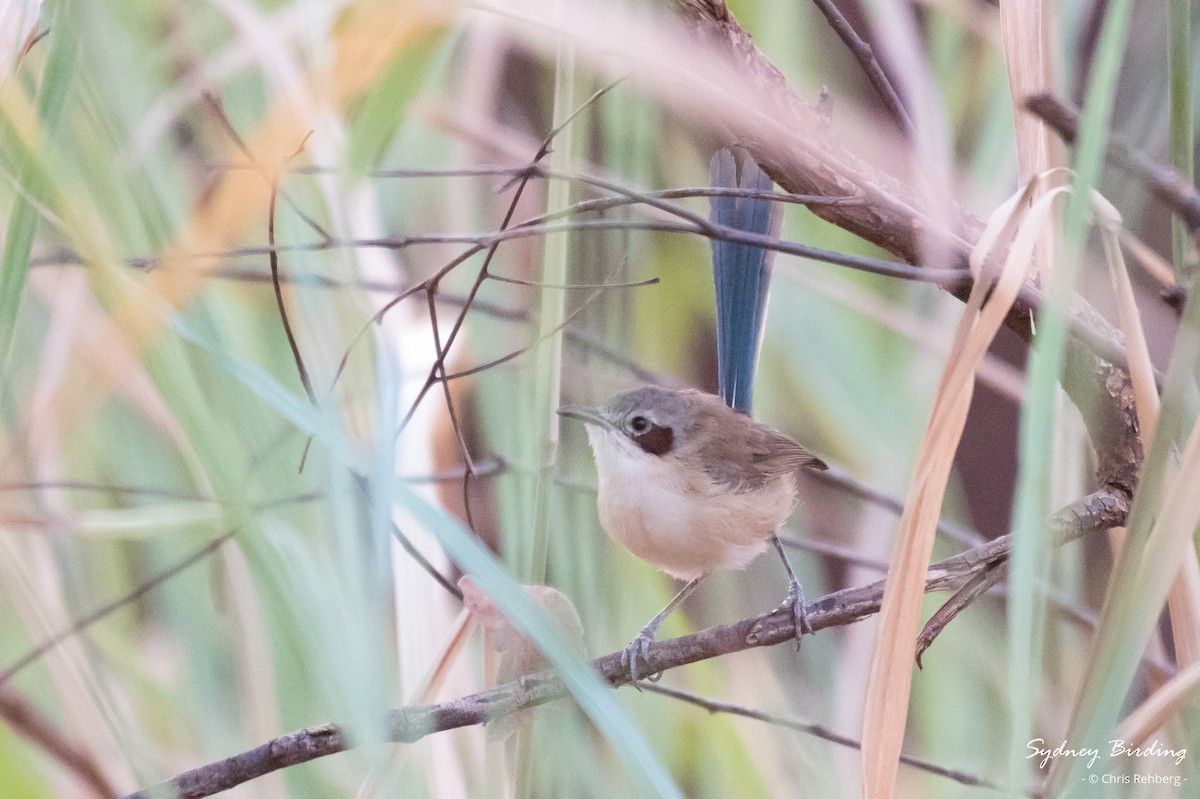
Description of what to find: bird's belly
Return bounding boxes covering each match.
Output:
[595,459,795,581]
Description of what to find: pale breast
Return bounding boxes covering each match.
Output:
[586,427,797,581]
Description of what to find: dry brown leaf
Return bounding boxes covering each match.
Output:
[860,177,1063,797]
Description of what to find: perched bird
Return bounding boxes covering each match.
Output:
[560,148,825,682]
[558,385,826,679]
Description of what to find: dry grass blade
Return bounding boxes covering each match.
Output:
[1117,227,1177,288]
[1064,417,1200,782]
[1000,0,1064,284]
[1112,660,1200,747]
[1094,194,1158,441]
[1166,554,1200,668]
[1134,417,1200,650]
[1096,192,1200,666]
[860,176,1062,797]
[1048,415,1200,793]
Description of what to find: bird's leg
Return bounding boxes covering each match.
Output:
[770,533,812,647]
[623,576,705,685]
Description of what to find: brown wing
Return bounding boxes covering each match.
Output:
[693,401,826,490]
[747,422,827,477]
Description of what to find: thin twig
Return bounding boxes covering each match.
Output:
[200,93,333,244]
[808,466,984,548]
[442,285,609,382]
[0,687,115,798]
[916,563,1007,668]
[0,531,237,686]
[110,211,965,287]
[1026,91,1200,232]
[399,457,507,484]
[806,0,917,138]
[640,683,1008,792]
[484,273,659,289]
[424,287,481,534]
[267,173,316,404]
[389,523,463,602]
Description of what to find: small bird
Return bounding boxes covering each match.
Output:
[559,385,826,680]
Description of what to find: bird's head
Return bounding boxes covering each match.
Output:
[557,385,699,458]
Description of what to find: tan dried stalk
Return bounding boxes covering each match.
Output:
[860,178,1063,797]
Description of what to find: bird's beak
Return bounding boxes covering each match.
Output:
[556,404,611,429]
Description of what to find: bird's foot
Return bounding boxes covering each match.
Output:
[775,580,812,650]
[621,627,662,686]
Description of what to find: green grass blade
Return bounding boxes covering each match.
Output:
[0,0,75,379]
[1007,0,1136,791]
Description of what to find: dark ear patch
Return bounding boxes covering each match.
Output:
[633,424,674,456]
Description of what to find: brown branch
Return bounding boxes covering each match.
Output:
[118,485,1129,799]
[673,0,977,266]
[914,486,1132,663]
[672,0,1143,514]
[916,564,1007,668]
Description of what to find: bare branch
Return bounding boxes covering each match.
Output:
[118,485,1130,799]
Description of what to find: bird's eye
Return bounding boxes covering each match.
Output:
[630,415,650,433]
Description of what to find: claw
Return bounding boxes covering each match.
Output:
[777,580,812,649]
[621,629,657,686]
[767,534,812,648]
[620,577,703,686]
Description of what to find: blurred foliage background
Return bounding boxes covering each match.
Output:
[0,0,1197,797]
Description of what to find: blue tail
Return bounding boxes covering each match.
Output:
[709,149,782,414]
